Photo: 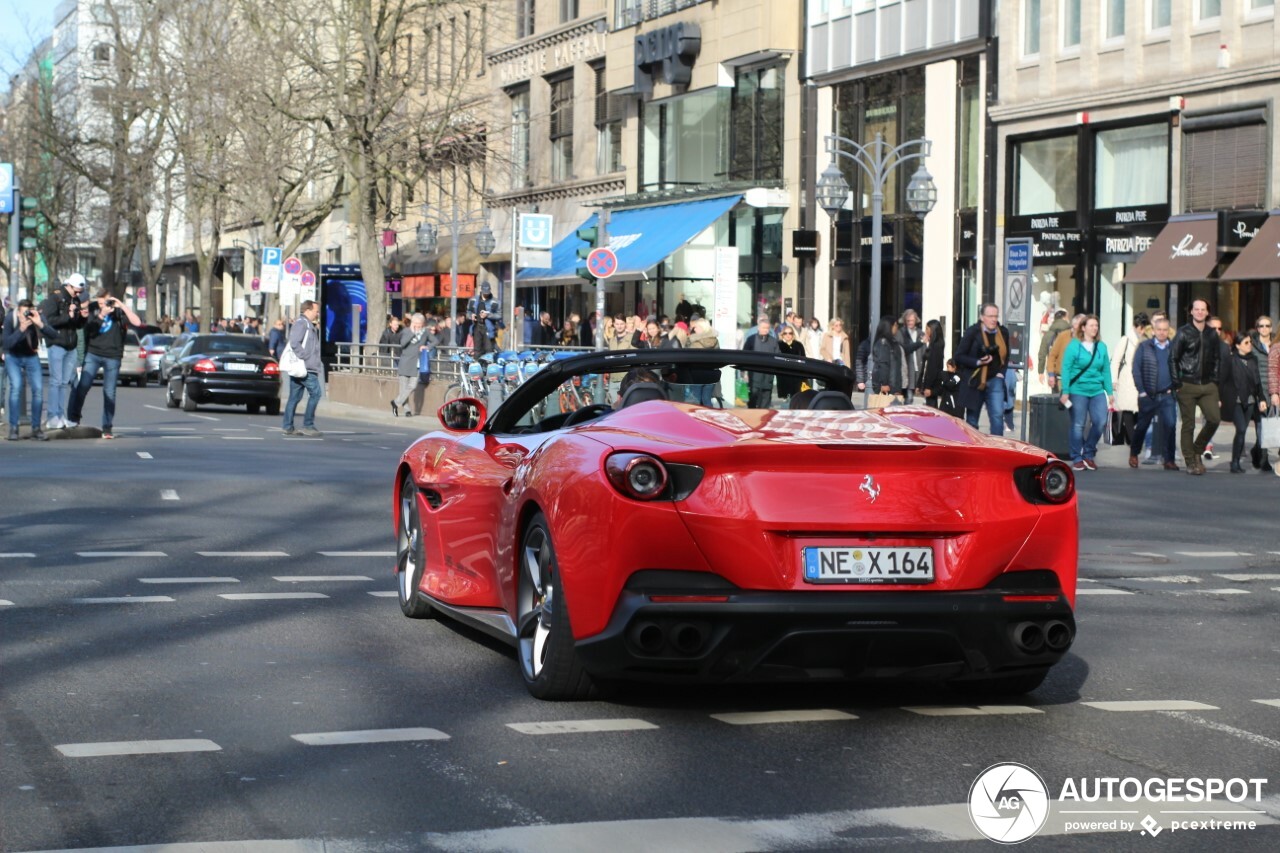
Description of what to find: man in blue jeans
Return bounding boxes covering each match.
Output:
[67,291,142,439]
[282,300,324,437]
[38,273,88,429]
[1128,314,1180,471]
[4,298,52,441]
[954,303,1011,436]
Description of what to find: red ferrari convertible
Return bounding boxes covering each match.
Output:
[393,350,1077,700]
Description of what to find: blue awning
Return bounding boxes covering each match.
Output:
[517,194,741,284]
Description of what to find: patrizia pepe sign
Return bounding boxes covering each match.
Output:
[1169,233,1210,259]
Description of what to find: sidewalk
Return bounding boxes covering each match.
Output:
[309,392,443,434]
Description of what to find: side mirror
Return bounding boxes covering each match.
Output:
[438,398,486,432]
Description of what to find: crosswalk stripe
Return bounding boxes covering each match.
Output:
[161,490,180,501]
[218,593,329,600]
[1174,588,1251,595]
[273,575,373,582]
[367,591,398,597]
[198,551,289,557]
[1082,700,1218,712]
[710,709,857,725]
[291,728,449,746]
[160,435,202,439]
[139,577,239,584]
[222,436,265,440]
[903,705,1043,716]
[57,739,221,757]
[1215,573,1280,581]
[506,719,659,735]
[136,452,153,459]
[1175,551,1253,557]
[0,553,35,558]
[72,596,175,604]
[0,600,13,606]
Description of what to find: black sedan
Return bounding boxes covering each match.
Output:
[165,334,281,414]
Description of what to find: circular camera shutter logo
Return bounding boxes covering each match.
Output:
[968,762,1050,844]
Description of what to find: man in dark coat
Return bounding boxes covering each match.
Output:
[954,303,1011,436]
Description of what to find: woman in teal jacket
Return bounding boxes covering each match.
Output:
[1059,314,1115,470]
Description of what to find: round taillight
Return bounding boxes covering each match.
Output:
[1037,461,1075,504]
[263,362,280,376]
[605,453,669,501]
[193,358,217,373]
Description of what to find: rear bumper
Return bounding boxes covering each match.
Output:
[186,376,280,404]
[574,571,1075,684]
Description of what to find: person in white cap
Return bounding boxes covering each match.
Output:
[38,273,89,429]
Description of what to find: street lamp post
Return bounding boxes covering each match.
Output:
[416,202,496,342]
[816,132,936,404]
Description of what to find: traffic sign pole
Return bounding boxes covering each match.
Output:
[1004,237,1034,442]
[595,209,610,351]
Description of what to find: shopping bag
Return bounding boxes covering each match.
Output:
[1261,409,1280,448]
[866,393,903,409]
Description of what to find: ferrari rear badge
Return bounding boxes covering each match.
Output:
[859,474,880,504]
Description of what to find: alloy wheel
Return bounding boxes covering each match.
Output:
[518,526,555,680]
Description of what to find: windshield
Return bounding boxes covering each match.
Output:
[190,335,270,356]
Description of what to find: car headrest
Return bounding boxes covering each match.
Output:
[808,390,855,410]
[619,383,666,408]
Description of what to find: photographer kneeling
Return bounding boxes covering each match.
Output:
[66,291,141,439]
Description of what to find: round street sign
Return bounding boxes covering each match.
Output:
[283,256,303,276]
[1007,274,1026,312]
[587,247,618,279]
[300,270,316,286]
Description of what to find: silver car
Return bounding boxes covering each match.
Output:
[93,331,148,386]
[139,334,174,378]
[159,332,195,382]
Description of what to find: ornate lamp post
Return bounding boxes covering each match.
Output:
[816,133,936,402]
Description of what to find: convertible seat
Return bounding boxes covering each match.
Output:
[808,390,855,410]
[619,383,667,408]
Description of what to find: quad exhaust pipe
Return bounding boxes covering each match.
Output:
[628,620,712,656]
[1010,619,1073,654]
[1011,622,1045,653]
[1043,619,1073,652]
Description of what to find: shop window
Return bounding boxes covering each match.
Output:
[1182,114,1267,212]
[1023,0,1041,56]
[1062,0,1081,49]
[509,86,531,188]
[549,74,574,182]
[1094,123,1168,209]
[1197,0,1221,23]
[1014,135,1078,215]
[957,59,980,211]
[728,63,784,183]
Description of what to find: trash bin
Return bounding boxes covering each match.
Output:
[1028,393,1071,459]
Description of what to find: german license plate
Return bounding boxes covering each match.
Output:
[224,363,257,372]
[802,546,934,584]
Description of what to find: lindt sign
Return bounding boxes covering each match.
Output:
[1170,233,1210,259]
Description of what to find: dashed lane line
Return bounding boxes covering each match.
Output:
[197,551,289,557]
[902,706,1043,717]
[1161,711,1280,753]
[1075,588,1134,595]
[218,593,329,600]
[1217,573,1280,581]
[318,551,396,557]
[213,428,248,432]
[222,436,265,440]
[1082,700,1219,712]
[0,553,35,558]
[161,490,180,501]
[506,719,659,735]
[291,727,450,746]
[72,596,176,604]
[0,600,13,606]
[138,577,239,584]
[1171,588,1251,595]
[1175,551,1253,557]
[76,551,168,558]
[1254,700,1280,708]
[368,591,397,597]
[187,414,220,421]
[136,452,153,459]
[56,739,221,757]
[273,575,373,582]
[143,404,170,412]
[160,435,203,439]
[710,709,857,725]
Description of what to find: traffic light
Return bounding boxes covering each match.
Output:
[20,196,39,250]
[575,223,599,282]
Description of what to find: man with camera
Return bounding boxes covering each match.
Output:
[4,298,54,440]
[39,273,89,429]
[66,291,141,439]
[955,303,1012,436]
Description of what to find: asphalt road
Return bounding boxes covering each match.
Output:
[2,386,1279,852]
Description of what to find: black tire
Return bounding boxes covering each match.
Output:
[952,669,1049,696]
[137,375,148,389]
[517,513,594,700]
[266,398,281,416]
[247,403,261,414]
[181,382,197,412]
[165,380,180,408]
[396,477,433,619]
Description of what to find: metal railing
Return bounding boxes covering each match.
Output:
[329,343,596,382]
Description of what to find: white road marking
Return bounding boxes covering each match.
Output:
[0,600,13,606]
[1083,700,1219,712]
[161,490,180,501]
[139,577,239,584]
[198,551,289,557]
[506,719,659,735]
[213,428,248,432]
[1117,575,1200,583]
[283,437,323,441]
[1172,588,1251,595]
[368,591,398,597]
[72,596,175,604]
[187,414,220,421]
[222,436,265,440]
[1162,712,1280,753]
[219,593,329,600]
[155,426,197,430]
[1075,588,1134,595]
[710,709,857,725]
[1216,573,1280,581]
[273,575,372,582]
[56,739,221,757]
[143,404,170,412]
[77,551,167,558]
[0,553,35,558]
[291,727,449,746]
[903,706,1043,716]
[160,435,202,439]
[1254,699,1280,708]
[318,551,396,557]
[1130,551,1166,558]
[136,452,153,459]
[1175,551,1253,557]
[324,430,356,434]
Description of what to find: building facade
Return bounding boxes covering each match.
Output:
[993,0,1280,394]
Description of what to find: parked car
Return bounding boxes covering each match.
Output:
[392,350,1079,701]
[158,332,195,382]
[165,334,280,414]
[118,331,149,386]
[139,333,175,378]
